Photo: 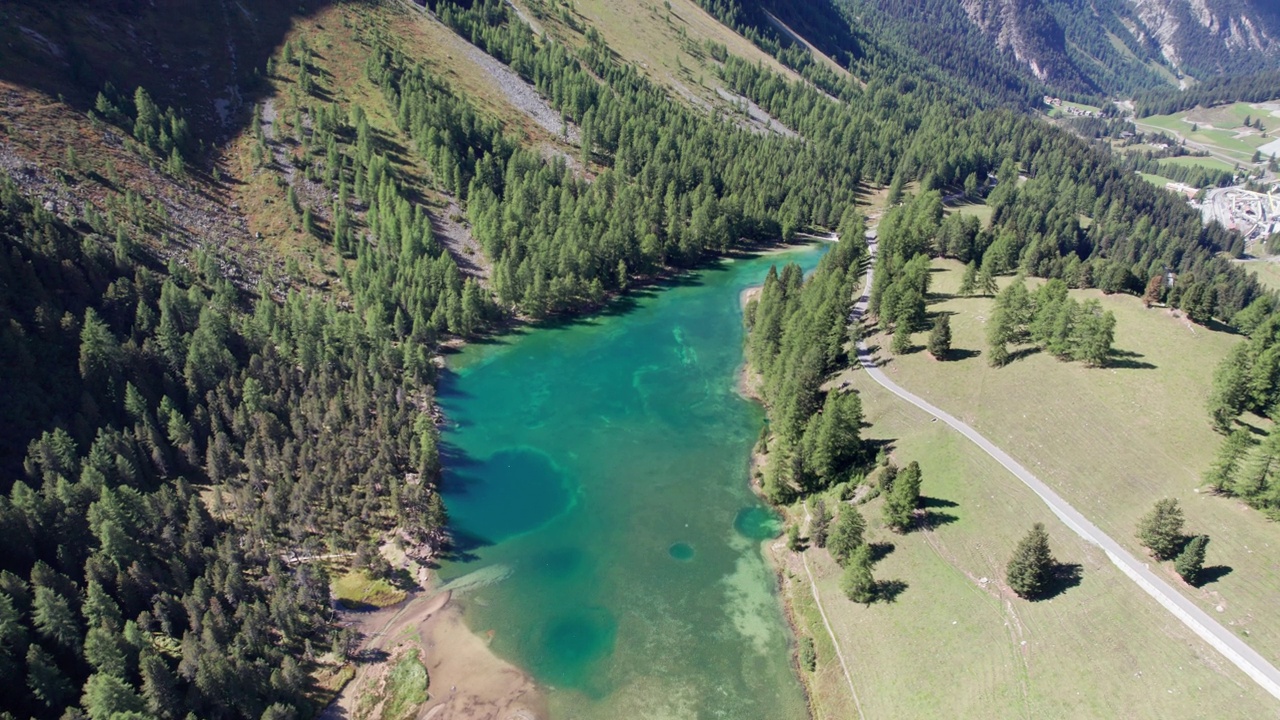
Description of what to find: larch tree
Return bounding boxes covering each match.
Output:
[1006,523,1055,599]
[977,260,999,297]
[840,544,876,604]
[883,460,922,531]
[927,315,951,360]
[1202,428,1251,492]
[827,505,866,566]
[1136,498,1184,560]
[958,261,978,296]
[891,320,912,354]
[810,499,831,549]
[986,303,1013,367]
[1142,274,1164,307]
[1174,535,1209,584]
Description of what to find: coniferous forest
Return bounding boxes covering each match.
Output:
[3,0,1280,717]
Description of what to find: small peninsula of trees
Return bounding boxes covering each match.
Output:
[746,212,868,503]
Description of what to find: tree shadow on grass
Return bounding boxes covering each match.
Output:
[865,352,893,368]
[868,541,895,563]
[1107,348,1157,370]
[919,510,959,530]
[388,567,423,592]
[874,579,908,603]
[920,496,958,509]
[1194,565,1233,587]
[947,348,981,361]
[1037,562,1083,600]
[1006,346,1042,363]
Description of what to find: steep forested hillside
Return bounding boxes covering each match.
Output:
[1129,0,1280,80]
[768,0,1279,100]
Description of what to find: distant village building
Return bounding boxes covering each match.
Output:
[1043,96,1102,119]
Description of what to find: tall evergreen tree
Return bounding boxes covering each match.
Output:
[1203,429,1252,492]
[1174,535,1209,584]
[810,499,831,549]
[958,261,978,297]
[840,544,876,604]
[927,315,951,360]
[883,460,922,532]
[891,320,912,354]
[1006,523,1055,599]
[1136,498,1184,560]
[827,506,866,566]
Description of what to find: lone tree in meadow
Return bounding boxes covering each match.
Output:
[883,460,922,531]
[1175,535,1209,584]
[1136,498,1184,560]
[827,505,866,566]
[927,315,951,360]
[840,544,876,604]
[1006,523,1055,599]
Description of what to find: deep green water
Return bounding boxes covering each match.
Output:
[438,245,825,719]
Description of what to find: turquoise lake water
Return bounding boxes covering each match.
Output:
[438,245,825,719]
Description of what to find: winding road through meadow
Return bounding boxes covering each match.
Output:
[848,235,1280,703]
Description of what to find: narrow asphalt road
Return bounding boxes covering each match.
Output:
[851,239,1280,702]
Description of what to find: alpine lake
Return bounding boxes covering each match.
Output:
[437,243,827,719]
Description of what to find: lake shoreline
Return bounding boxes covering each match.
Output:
[322,587,547,720]
[423,240,826,719]
[737,283,822,720]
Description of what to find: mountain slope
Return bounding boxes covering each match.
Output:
[1129,0,1280,78]
[832,0,1279,99]
[2,1,1280,719]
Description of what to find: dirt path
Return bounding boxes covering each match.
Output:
[801,501,867,720]
[850,237,1280,702]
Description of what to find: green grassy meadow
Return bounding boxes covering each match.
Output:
[785,370,1279,718]
[1138,104,1275,165]
[1237,259,1280,290]
[848,260,1280,669]
[333,570,408,609]
[1159,155,1238,174]
[946,201,995,229]
[1138,171,1179,189]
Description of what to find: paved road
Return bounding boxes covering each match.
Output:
[851,240,1280,702]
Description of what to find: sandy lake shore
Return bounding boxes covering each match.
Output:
[322,588,545,720]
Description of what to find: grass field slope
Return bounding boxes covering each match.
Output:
[782,374,1280,719]
[854,260,1280,671]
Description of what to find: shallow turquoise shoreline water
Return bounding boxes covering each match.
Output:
[438,245,825,719]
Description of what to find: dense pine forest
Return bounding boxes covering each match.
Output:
[0,180,448,718]
[3,0,1280,717]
